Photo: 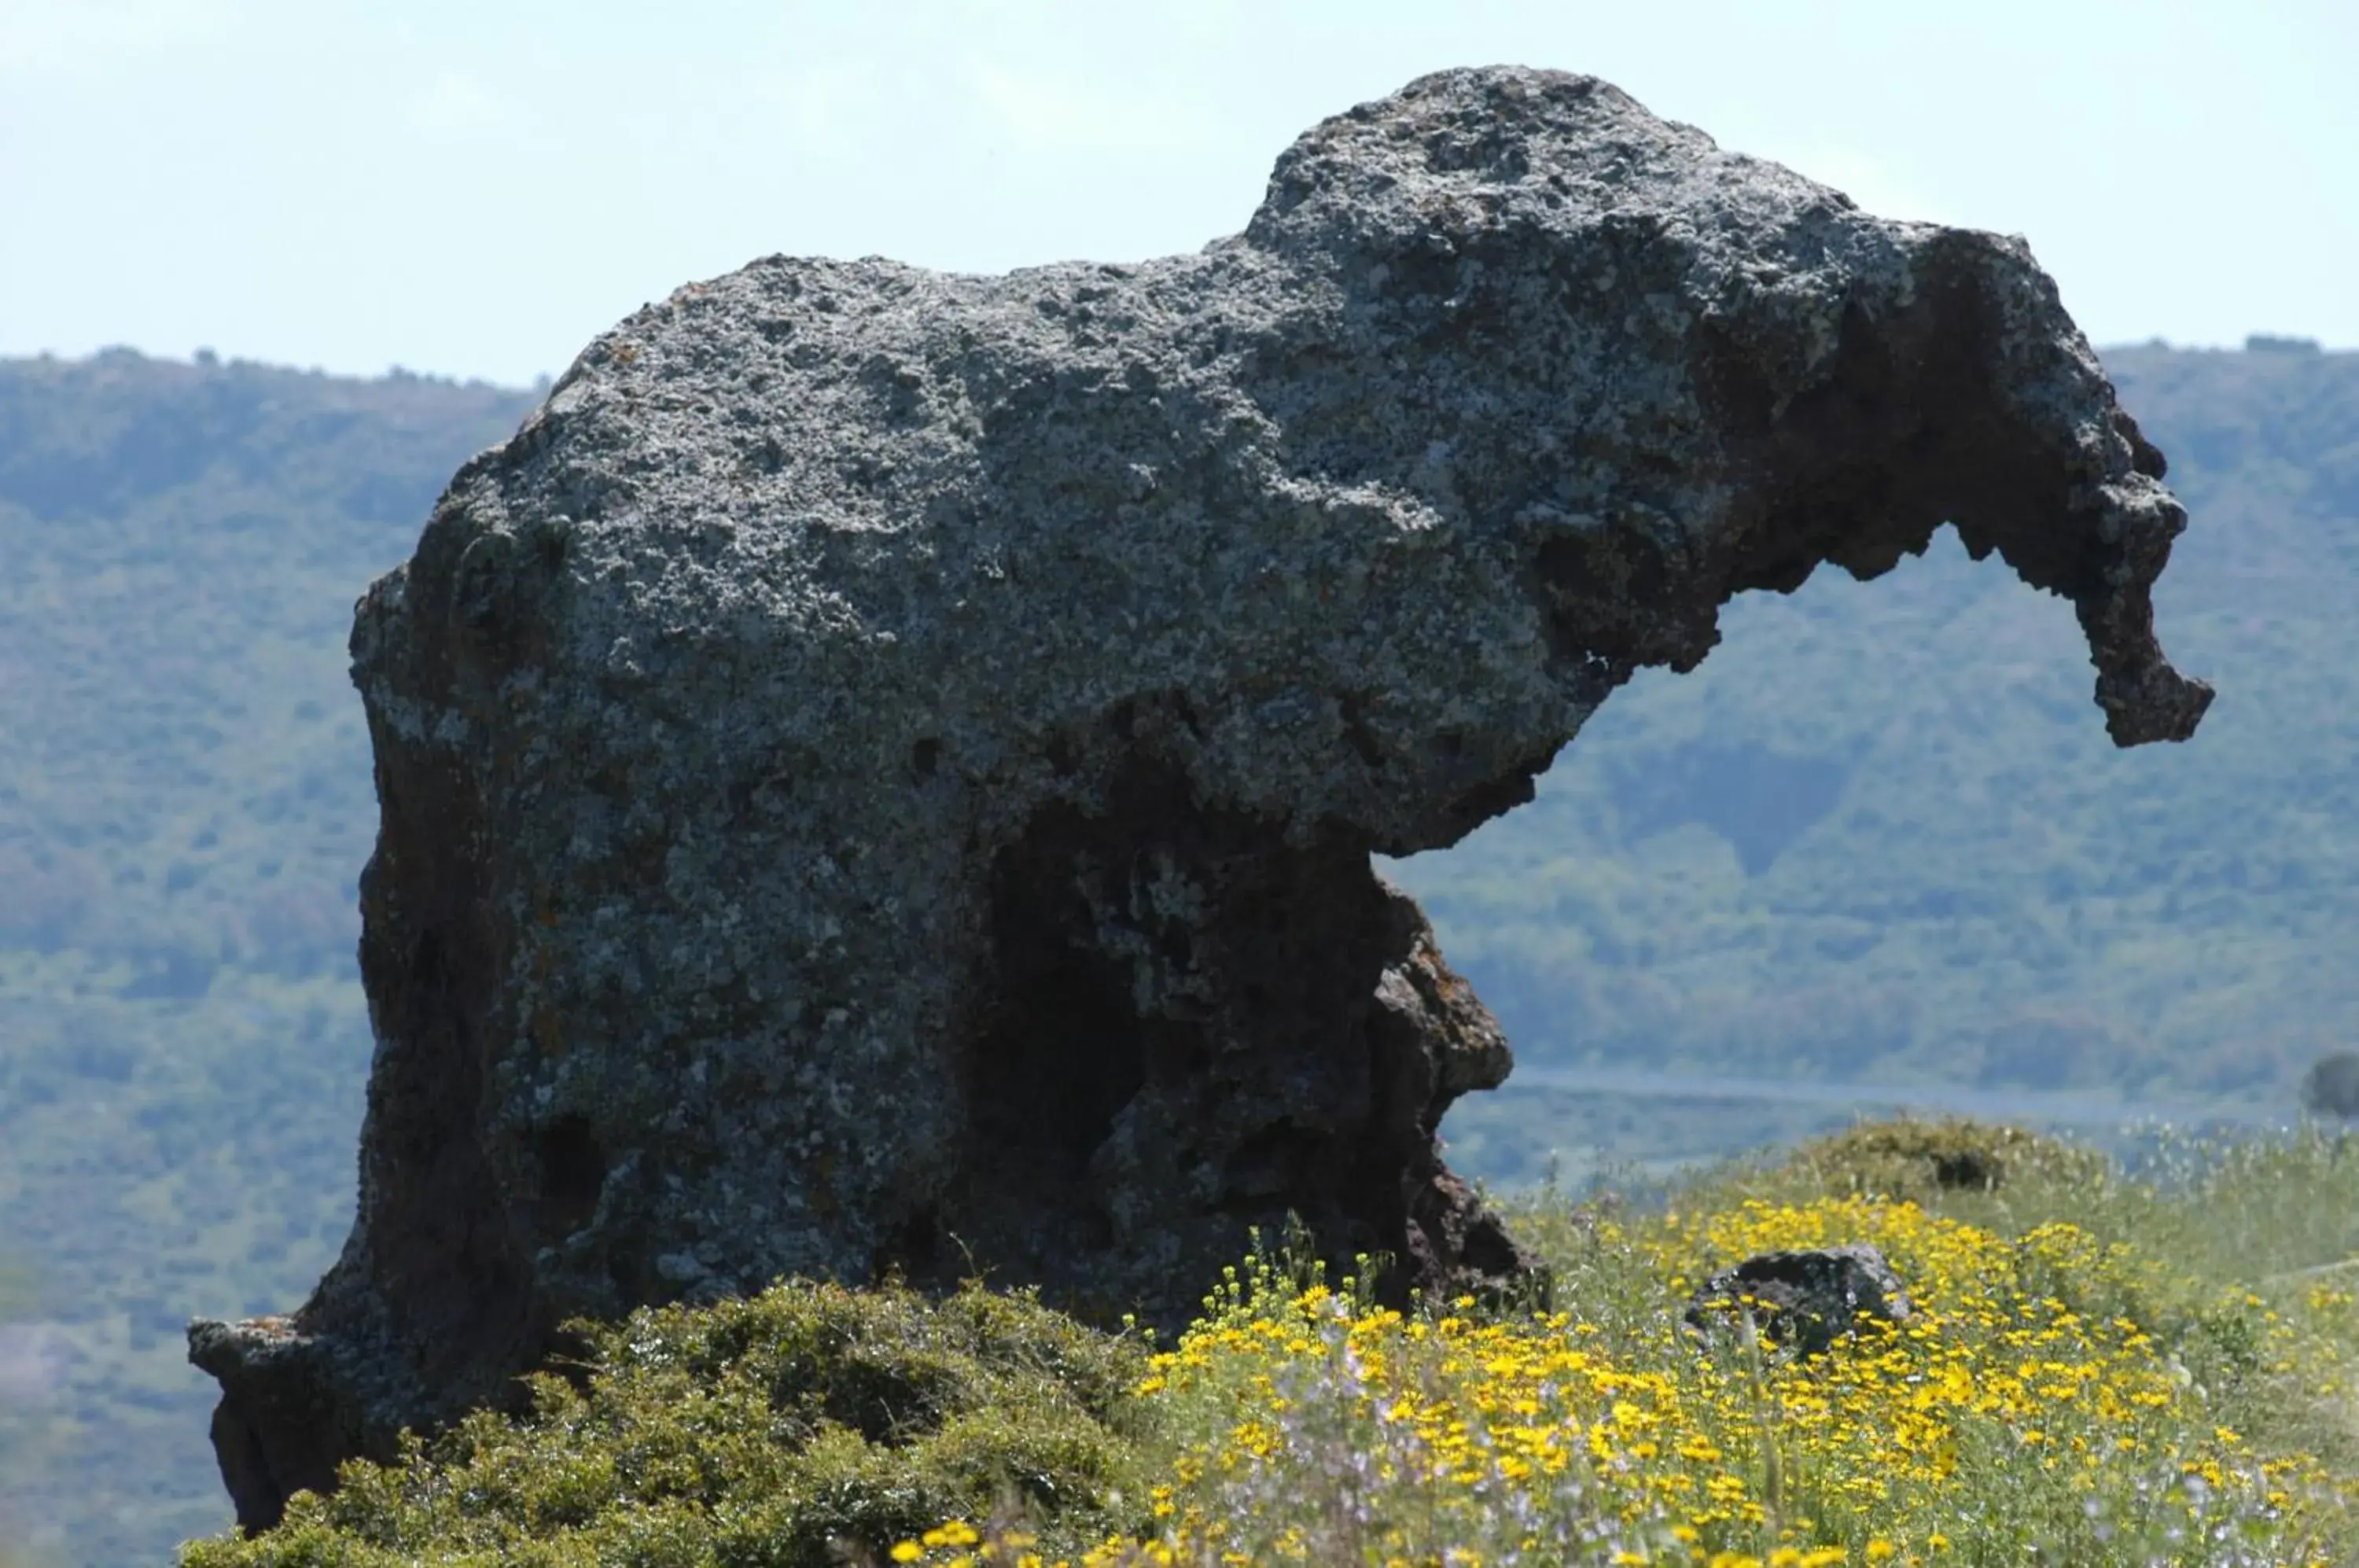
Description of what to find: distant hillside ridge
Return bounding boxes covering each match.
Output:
[1390,339,2359,1102]
[0,348,539,977]
[0,348,539,1566]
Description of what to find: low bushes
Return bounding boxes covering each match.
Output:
[181,1119,2359,1566]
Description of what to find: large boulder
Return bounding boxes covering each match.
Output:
[191,65,2210,1529]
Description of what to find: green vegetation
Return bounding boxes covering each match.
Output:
[177,1118,2359,1565]
[0,340,2350,1561]
[0,350,540,1563]
[1752,1117,2107,1203]
[1388,341,2359,1103]
[184,1279,1154,1568]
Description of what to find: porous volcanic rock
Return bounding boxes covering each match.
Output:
[191,65,2212,1529]
[1685,1244,1915,1356]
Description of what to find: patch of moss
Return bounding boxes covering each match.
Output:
[178,1278,1157,1567]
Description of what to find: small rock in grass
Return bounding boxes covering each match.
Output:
[1684,1243,1913,1356]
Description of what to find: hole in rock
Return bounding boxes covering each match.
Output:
[407,929,443,989]
[874,1204,943,1283]
[1216,1119,1312,1215]
[951,739,1485,1318]
[533,1115,608,1239]
[1389,525,2162,1189]
[966,929,1149,1188]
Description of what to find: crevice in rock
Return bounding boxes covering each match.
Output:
[964,874,1152,1192]
[938,749,1521,1323]
[533,1115,608,1240]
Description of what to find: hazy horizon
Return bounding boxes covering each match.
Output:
[11,325,2344,401]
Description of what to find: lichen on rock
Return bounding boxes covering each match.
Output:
[190,64,2210,1530]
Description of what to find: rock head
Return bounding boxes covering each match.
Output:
[191,65,2210,1529]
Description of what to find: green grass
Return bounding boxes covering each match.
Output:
[175,1117,2359,1566]
[1651,1117,2359,1499]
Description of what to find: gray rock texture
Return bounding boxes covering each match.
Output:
[1685,1243,1916,1356]
[191,64,2211,1529]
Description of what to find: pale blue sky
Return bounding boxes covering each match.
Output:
[4,0,2350,387]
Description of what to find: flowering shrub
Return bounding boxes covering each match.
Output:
[179,1124,2359,1568]
[894,1198,2356,1566]
[178,1278,1155,1567]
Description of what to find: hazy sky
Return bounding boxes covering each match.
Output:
[4,0,2351,386]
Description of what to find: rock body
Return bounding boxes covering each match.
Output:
[192,65,2212,1528]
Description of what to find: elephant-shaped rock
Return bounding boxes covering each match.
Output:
[193,64,2209,1530]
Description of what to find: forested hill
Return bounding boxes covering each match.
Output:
[1389,335,2359,1102]
[0,340,2353,1562]
[0,351,541,1565]
[0,350,539,982]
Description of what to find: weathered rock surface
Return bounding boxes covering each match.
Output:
[1685,1244,1916,1356]
[191,65,2210,1528]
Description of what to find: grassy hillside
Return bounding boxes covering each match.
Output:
[0,339,2351,1562]
[174,1119,2359,1565]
